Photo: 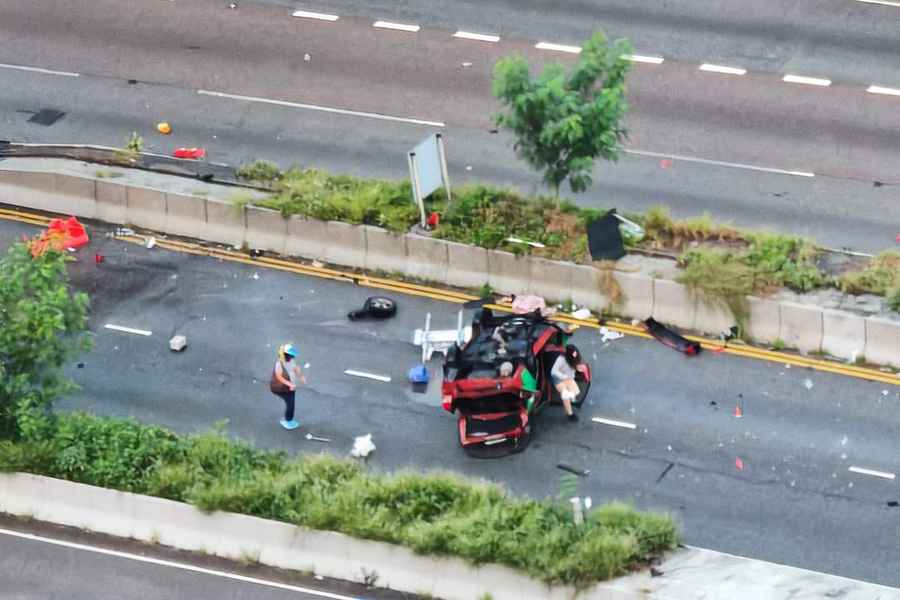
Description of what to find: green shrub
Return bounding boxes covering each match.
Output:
[839,251,900,298]
[0,412,678,587]
[236,160,283,183]
[677,249,754,333]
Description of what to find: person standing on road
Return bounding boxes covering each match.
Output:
[270,344,305,430]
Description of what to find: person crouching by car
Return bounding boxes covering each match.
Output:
[551,345,581,422]
[270,344,305,430]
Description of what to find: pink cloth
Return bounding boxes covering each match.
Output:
[512,295,547,314]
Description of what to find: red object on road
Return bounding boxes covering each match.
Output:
[31,216,89,257]
[735,457,744,471]
[173,147,206,159]
[427,211,440,228]
[733,404,743,418]
[95,254,104,265]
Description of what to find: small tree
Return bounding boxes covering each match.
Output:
[0,241,90,437]
[492,32,632,198]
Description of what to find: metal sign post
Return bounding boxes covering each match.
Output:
[407,151,427,228]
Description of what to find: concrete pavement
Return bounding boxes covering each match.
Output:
[1,218,897,586]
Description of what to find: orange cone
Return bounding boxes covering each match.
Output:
[733,404,742,418]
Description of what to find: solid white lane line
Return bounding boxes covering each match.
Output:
[291,10,339,21]
[782,74,832,87]
[197,90,444,127]
[0,528,360,600]
[622,54,665,65]
[848,466,896,480]
[453,31,500,43]
[372,20,420,32]
[535,42,582,54]
[856,0,900,6]
[699,63,747,76]
[624,149,815,178]
[591,417,637,430]
[104,324,153,336]
[0,63,79,77]
[344,369,391,382]
[867,85,900,96]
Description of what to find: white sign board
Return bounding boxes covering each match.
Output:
[408,133,451,227]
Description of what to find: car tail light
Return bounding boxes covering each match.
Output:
[442,395,453,412]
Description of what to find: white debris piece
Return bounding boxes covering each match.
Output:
[599,326,624,343]
[145,236,156,249]
[351,434,376,458]
[252,272,260,280]
[803,378,814,390]
[169,335,187,352]
[572,308,591,320]
[305,433,331,443]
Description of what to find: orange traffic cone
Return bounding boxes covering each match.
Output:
[733,404,743,418]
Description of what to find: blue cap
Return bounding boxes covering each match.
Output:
[283,344,298,357]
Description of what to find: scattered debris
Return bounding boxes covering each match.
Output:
[650,567,664,578]
[157,122,172,135]
[644,318,701,356]
[351,434,376,458]
[105,324,152,336]
[77,363,84,369]
[504,236,546,248]
[95,254,104,264]
[888,501,898,508]
[586,210,626,260]
[408,363,429,384]
[305,433,331,443]
[735,457,745,471]
[599,326,624,343]
[413,311,471,362]
[145,236,156,249]
[461,61,472,67]
[344,370,391,383]
[803,378,814,390]
[31,216,90,257]
[882,390,890,397]
[314,575,324,581]
[304,362,310,369]
[311,260,324,268]
[709,400,718,407]
[733,403,742,418]
[631,319,640,326]
[570,497,585,526]
[169,335,187,352]
[557,463,590,477]
[304,53,311,61]
[572,307,592,320]
[347,296,397,321]
[785,364,791,369]
[252,272,260,280]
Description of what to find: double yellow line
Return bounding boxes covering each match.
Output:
[2,206,897,386]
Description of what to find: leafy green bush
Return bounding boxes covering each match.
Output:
[0,412,678,586]
[745,234,826,292]
[839,251,900,298]
[236,160,283,183]
[677,249,755,332]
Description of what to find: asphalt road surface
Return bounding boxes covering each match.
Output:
[1,219,898,586]
[1,0,899,252]
[0,515,418,600]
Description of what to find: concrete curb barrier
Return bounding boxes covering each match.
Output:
[487,250,531,295]
[0,166,896,367]
[863,317,900,369]
[405,234,449,283]
[652,279,696,330]
[779,302,824,354]
[529,257,573,304]
[822,309,867,362]
[1,472,896,600]
[363,226,406,275]
[323,220,366,269]
[204,198,245,248]
[164,192,206,240]
[125,186,167,231]
[285,216,327,260]
[746,296,781,343]
[245,205,287,255]
[445,240,489,290]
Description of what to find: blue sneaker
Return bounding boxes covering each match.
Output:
[280,419,299,430]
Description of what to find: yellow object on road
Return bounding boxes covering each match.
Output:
[157,122,172,134]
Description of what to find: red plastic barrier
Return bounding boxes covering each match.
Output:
[173,147,206,159]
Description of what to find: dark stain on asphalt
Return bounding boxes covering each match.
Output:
[656,462,674,483]
[28,109,66,126]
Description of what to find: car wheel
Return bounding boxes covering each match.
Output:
[365,296,397,318]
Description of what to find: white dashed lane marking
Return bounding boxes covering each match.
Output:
[699,63,747,76]
[856,0,900,6]
[867,85,900,96]
[372,20,420,33]
[104,324,153,336]
[848,466,896,480]
[783,74,832,87]
[535,42,582,54]
[622,54,665,65]
[291,10,339,21]
[197,89,445,127]
[453,31,500,43]
[591,417,638,430]
[0,63,79,77]
[624,149,815,178]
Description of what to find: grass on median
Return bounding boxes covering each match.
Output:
[838,250,900,310]
[0,412,678,587]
